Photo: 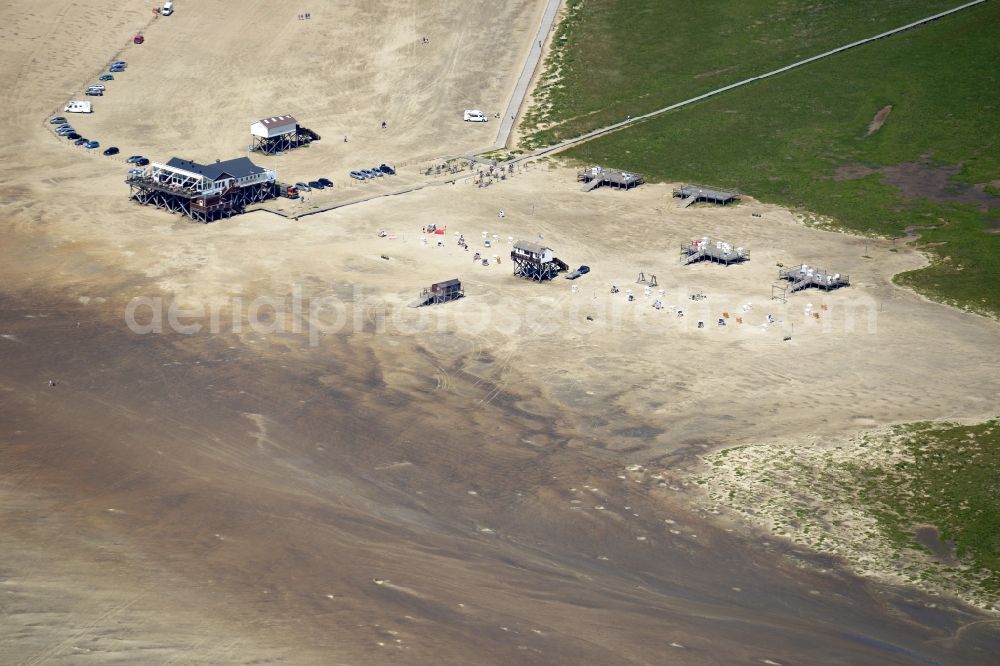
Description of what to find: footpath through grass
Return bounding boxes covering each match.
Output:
[526,0,1000,317]
[525,0,964,144]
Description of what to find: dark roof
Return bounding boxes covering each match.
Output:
[513,240,549,255]
[165,156,266,181]
[431,278,461,291]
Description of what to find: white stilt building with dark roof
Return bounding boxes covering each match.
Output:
[511,241,569,281]
[126,156,277,222]
[250,114,320,154]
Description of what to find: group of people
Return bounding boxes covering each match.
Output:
[298,12,312,20]
[475,163,515,188]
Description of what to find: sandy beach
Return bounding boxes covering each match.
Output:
[2,1,999,663]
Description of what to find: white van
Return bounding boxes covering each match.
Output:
[64,100,93,113]
[161,2,174,16]
[463,109,487,122]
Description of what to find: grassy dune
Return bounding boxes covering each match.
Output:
[527,0,1000,316]
[701,421,1000,609]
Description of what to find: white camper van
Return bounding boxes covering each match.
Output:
[64,101,93,113]
[463,109,487,122]
[161,2,174,16]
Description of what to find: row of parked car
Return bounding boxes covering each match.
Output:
[294,177,334,192]
[50,115,149,162]
[350,164,396,180]
[292,164,397,193]
[85,61,126,97]
[53,61,141,157]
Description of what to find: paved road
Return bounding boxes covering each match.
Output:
[494,0,562,150]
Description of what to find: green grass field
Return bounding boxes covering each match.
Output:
[526,0,1000,316]
[525,0,965,143]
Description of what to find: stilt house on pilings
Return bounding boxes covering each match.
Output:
[511,241,569,281]
[126,156,276,222]
[250,114,320,154]
[410,279,465,307]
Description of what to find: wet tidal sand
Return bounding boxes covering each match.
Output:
[2,289,998,664]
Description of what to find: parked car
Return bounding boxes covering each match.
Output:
[463,109,487,122]
[317,177,334,187]
[49,116,67,124]
[565,265,591,280]
[85,141,100,149]
[111,60,127,68]
[103,146,119,156]
[349,171,366,180]
[308,180,324,189]
[109,65,125,73]
[362,169,381,178]
[99,74,114,81]
[125,155,144,164]
[161,1,174,16]
[56,127,74,135]
[85,89,103,96]
[65,132,81,140]
[377,164,395,175]
[133,157,149,166]
[295,181,311,191]
[74,138,88,146]
[88,84,106,91]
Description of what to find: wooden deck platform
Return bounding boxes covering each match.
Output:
[779,264,850,292]
[577,165,643,191]
[673,184,740,207]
